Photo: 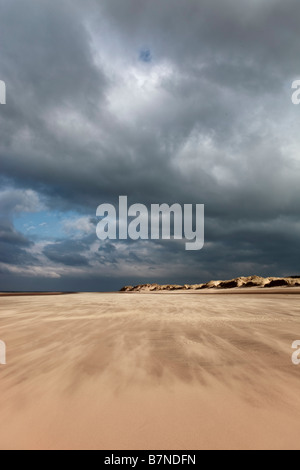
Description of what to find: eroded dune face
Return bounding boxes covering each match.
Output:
[121,276,300,292]
[0,292,300,450]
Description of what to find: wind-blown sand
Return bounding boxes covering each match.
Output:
[0,290,300,450]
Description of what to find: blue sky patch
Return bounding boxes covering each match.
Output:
[139,48,152,63]
[13,210,88,241]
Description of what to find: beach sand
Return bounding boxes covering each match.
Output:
[0,290,300,450]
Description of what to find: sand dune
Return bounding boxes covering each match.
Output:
[121,275,300,292]
[0,291,300,449]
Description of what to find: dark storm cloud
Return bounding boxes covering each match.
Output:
[0,0,106,107]
[0,188,40,269]
[0,221,36,266]
[0,241,35,266]
[0,0,300,290]
[43,240,90,267]
[0,221,31,247]
[99,0,300,72]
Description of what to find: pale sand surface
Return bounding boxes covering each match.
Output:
[0,291,300,450]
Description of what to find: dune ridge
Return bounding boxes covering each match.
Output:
[121,275,300,292]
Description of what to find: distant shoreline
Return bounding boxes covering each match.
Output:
[2,285,300,297]
[0,292,77,297]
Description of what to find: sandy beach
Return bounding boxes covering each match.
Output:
[0,290,300,450]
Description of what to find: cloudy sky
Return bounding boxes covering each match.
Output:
[0,0,300,291]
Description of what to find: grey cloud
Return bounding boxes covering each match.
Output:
[0,221,32,247]
[0,221,36,266]
[43,240,90,267]
[0,0,107,109]
[0,0,300,290]
[98,0,300,72]
[0,189,42,216]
